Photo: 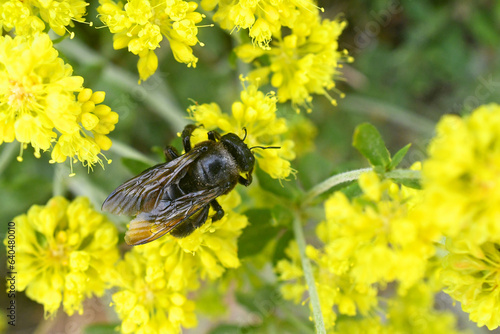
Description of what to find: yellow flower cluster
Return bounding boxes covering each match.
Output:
[98,0,205,82]
[333,283,467,334]
[111,191,247,333]
[276,171,442,329]
[201,0,319,49]
[188,81,295,179]
[235,9,350,112]
[5,197,119,317]
[111,250,197,334]
[0,33,118,172]
[0,0,88,37]
[422,103,500,330]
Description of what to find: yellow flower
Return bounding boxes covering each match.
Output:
[423,103,500,243]
[235,11,350,112]
[135,191,248,291]
[5,197,119,317]
[276,241,378,330]
[332,283,467,334]
[188,81,295,179]
[276,171,442,329]
[0,34,118,172]
[440,240,500,330]
[418,104,500,329]
[322,171,435,292]
[0,0,88,37]
[98,0,205,82]
[111,250,197,334]
[202,0,319,49]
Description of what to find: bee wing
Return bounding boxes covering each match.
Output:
[124,187,223,245]
[102,146,206,216]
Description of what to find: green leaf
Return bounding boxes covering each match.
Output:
[84,323,119,334]
[121,157,152,175]
[238,209,280,258]
[352,123,391,169]
[255,166,299,200]
[391,178,422,189]
[235,285,281,315]
[387,143,411,170]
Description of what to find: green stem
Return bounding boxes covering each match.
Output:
[52,164,67,197]
[303,168,422,204]
[303,168,372,204]
[109,139,157,165]
[292,212,326,334]
[341,95,435,135]
[0,143,17,176]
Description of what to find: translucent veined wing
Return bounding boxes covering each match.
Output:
[124,187,224,245]
[102,146,206,216]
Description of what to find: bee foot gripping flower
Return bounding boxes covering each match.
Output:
[5,197,120,317]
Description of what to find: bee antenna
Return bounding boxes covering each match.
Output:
[249,145,281,150]
[242,127,248,141]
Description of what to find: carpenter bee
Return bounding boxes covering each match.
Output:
[102,124,278,245]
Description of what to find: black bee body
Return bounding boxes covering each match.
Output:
[102,124,255,245]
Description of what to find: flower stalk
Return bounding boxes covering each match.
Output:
[292,211,326,334]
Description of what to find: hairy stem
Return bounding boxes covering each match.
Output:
[304,168,422,204]
[292,212,326,334]
[303,167,372,204]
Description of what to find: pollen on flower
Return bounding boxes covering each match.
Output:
[4,197,120,317]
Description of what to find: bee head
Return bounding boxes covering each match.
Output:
[220,132,255,173]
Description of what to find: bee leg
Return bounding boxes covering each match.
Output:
[163,146,180,162]
[181,124,200,152]
[207,130,222,142]
[238,173,253,187]
[210,199,225,222]
[170,205,210,238]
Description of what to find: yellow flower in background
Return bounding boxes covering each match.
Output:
[418,104,500,330]
[111,250,197,334]
[201,0,319,49]
[135,191,248,292]
[423,103,500,244]
[98,0,205,82]
[276,171,441,329]
[5,196,119,317]
[188,81,295,179]
[0,34,118,173]
[276,240,378,330]
[321,171,436,292]
[0,0,88,37]
[332,283,467,334]
[440,240,500,330]
[235,11,350,112]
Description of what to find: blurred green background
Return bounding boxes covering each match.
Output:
[1,0,500,333]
